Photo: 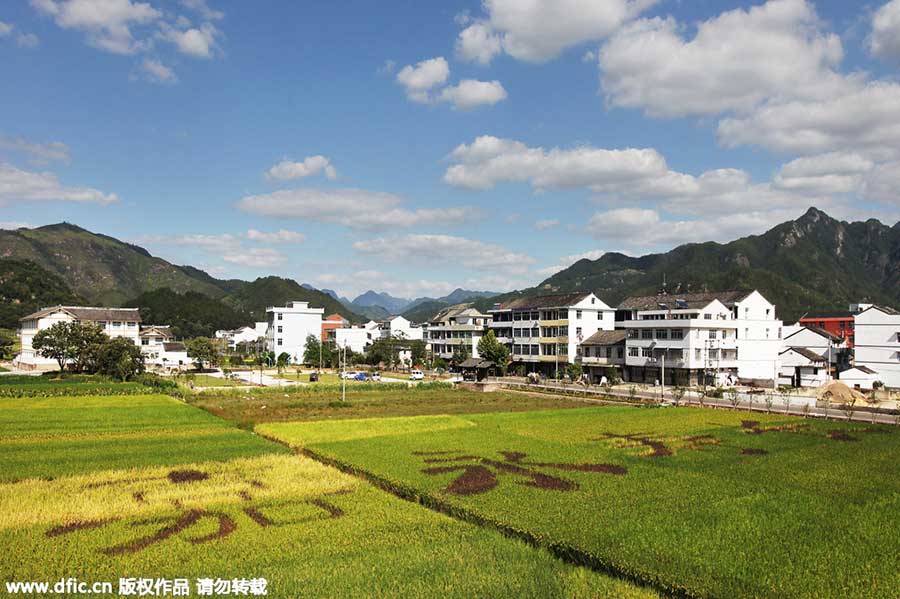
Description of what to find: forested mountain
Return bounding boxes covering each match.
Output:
[474,208,900,322]
[0,259,84,329]
[123,288,247,338]
[223,276,362,322]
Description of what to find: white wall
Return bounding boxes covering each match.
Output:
[854,307,900,388]
[335,327,372,354]
[267,302,324,364]
[733,291,783,380]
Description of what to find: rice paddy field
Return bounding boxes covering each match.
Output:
[261,406,900,598]
[0,381,654,598]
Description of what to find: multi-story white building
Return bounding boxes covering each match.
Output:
[853,305,900,388]
[16,306,142,369]
[425,304,491,361]
[334,326,377,354]
[488,292,615,376]
[781,325,849,374]
[266,301,324,364]
[617,290,783,385]
[380,315,424,341]
[575,330,626,383]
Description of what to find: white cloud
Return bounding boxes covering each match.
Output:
[584,207,806,248]
[138,233,238,252]
[443,135,815,216]
[860,161,900,204]
[353,234,535,275]
[717,81,900,158]
[180,0,223,20]
[0,162,118,205]
[456,0,658,64]
[438,79,507,110]
[455,21,502,64]
[870,0,900,65]
[158,21,219,58]
[0,21,12,36]
[139,58,177,83]
[534,218,560,230]
[395,57,449,103]
[0,135,70,165]
[235,188,478,231]
[16,32,40,47]
[535,249,605,276]
[222,248,286,268]
[443,135,669,191]
[599,0,851,118]
[31,0,161,55]
[244,229,305,244]
[377,59,396,75]
[265,156,337,181]
[0,221,32,230]
[774,152,874,195]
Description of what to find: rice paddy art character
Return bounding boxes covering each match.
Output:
[593,432,722,458]
[414,450,626,495]
[46,468,352,555]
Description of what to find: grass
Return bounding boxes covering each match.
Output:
[187,373,249,387]
[190,385,592,428]
[0,394,283,481]
[0,390,655,598]
[260,406,900,598]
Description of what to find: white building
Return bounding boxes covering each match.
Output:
[216,322,268,349]
[488,292,615,376]
[16,306,142,370]
[381,315,424,341]
[854,305,900,389]
[777,347,829,388]
[617,290,783,386]
[266,301,324,364]
[839,365,880,391]
[139,326,189,370]
[425,304,491,361]
[334,326,377,354]
[576,330,627,383]
[782,325,849,373]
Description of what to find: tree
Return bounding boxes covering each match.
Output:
[476,331,510,374]
[96,336,145,381]
[410,339,426,367]
[186,337,217,371]
[0,329,15,360]
[32,321,83,371]
[303,335,323,366]
[70,323,107,373]
[451,343,470,365]
[566,362,583,381]
[276,351,291,374]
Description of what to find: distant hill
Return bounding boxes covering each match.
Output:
[401,300,449,324]
[353,304,391,321]
[0,223,228,305]
[124,288,247,339]
[401,289,501,323]
[352,290,411,314]
[477,208,900,322]
[0,258,84,329]
[224,276,362,322]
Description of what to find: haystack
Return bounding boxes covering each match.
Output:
[816,381,867,404]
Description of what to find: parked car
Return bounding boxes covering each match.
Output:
[339,371,356,380]
[371,372,382,382]
[354,372,369,381]
[309,372,319,382]
[409,369,424,381]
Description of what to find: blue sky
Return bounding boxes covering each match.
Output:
[2,0,900,300]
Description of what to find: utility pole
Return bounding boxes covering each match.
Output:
[341,343,347,403]
[661,353,666,403]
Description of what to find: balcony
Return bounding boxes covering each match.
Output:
[539,336,568,344]
[539,319,568,327]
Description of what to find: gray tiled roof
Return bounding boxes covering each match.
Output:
[494,292,592,311]
[20,305,142,323]
[618,290,753,311]
[580,330,627,346]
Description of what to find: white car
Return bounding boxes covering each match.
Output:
[409,369,424,381]
[339,371,357,380]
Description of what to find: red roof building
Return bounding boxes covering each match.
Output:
[322,313,349,342]
[798,312,855,347]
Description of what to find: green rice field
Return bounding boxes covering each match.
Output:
[260,406,900,598]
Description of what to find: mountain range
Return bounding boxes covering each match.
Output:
[0,208,897,333]
[470,207,900,322]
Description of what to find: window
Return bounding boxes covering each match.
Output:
[617,348,624,359]
[704,314,712,320]
[576,327,582,337]
[576,310,582,319]
[277,338,283,346]
[627,329,638,339]
[655,329,669,339]
[670,329,684,339]
[629,347,639,357]
[641,329,653,339]
[113,321,121,327]
[277,326,283,333]
[97,321,106,328]
[141,339,149,346]
[127,322,136,328]
[278,313,283,321]
[641,347,652,358]
[709,330,718,340]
